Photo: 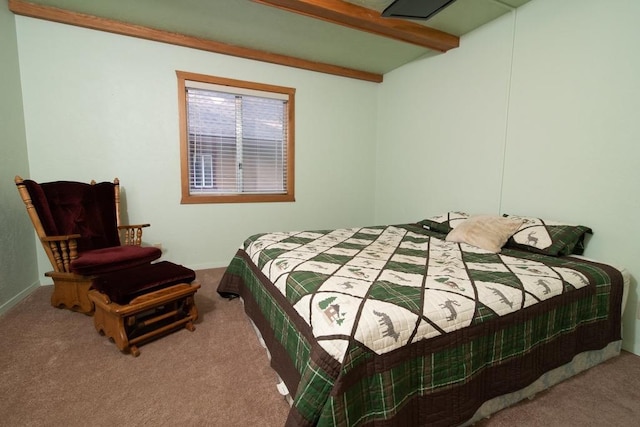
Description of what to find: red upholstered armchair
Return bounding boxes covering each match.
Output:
[15,176,161,314]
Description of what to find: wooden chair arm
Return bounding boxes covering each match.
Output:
[41,234,82,242]
[41,234,80,273]
[118,224,151,230]
[118,224,150,246]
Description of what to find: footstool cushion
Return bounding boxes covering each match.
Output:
[91,261,196,305]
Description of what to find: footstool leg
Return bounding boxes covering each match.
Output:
[130,346,140,357]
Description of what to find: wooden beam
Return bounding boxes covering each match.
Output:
[8,0,383,83]
[253,0,459,52]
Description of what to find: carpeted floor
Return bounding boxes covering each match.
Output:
[1,268,639,426]
[0,268,290,426]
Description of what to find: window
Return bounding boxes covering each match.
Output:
[177,71,295,203]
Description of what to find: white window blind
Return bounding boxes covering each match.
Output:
[186,83,288,195]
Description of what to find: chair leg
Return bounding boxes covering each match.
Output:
[48,275,94,314]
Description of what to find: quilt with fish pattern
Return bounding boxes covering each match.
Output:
[218,223,623,426]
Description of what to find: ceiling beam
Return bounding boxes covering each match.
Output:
[8,0,383,83]
[253,0,459,52]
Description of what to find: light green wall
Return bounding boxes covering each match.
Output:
[0,0,39,315]
[502,0,640,355]
[15,17,378,278]
[375,11,515,224]
[376,0,640,354]
[8,0,639,356]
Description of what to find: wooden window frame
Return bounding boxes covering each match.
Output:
[177,71,295,204]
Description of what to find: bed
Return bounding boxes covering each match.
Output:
[217,213,627,426]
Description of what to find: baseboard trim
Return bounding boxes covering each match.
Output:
[189,261,229,271]
[0,280,42,316]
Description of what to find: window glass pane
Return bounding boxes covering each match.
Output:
[186,88,287,195]
[187,89,237,193]
[241,96,286,193]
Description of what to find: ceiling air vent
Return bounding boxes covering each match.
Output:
[381,0,457,20]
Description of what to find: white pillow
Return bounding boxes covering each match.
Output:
[445,215,524,253]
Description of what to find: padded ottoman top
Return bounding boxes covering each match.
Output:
[91,261,196,305]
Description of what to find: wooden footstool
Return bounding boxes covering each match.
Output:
[88,261,200,357]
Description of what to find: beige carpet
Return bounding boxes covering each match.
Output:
[1,268,639,426]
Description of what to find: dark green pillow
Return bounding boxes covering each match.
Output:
[419,211,469,234]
